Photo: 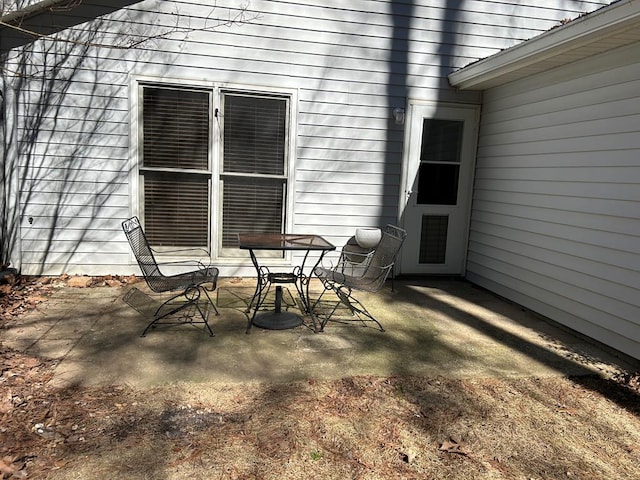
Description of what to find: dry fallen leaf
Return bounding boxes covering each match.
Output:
[439,438,468,456]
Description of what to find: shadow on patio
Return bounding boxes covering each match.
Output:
[4,277,637,392]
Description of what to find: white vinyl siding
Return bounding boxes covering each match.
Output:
[6,0,610,275]
[467,42,640,360]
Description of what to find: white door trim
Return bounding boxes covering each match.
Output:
[398,100,480,275]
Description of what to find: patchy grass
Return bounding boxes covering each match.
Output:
[1,352,639,479]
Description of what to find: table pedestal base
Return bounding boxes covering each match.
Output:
[252,311,303,330]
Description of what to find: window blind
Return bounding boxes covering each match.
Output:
[223,94,286,175]
[221,178,285,248]
[141,86,211,250]
[143,172,209,248]
[220,92,288,248]
[143,87,209,170]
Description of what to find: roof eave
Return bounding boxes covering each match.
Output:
[449,0,640,90]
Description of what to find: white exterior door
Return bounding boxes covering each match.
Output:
[400,102,479,275]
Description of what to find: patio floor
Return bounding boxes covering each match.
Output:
[3,277,638,388]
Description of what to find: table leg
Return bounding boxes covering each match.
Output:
[303,250,328,333]
[274,285,283,313]
[246,249,303,331]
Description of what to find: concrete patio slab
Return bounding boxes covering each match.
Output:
[3,277,638,388]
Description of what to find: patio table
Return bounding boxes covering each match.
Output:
[238,233,335,333]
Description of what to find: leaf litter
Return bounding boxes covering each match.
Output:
[1,276,640,479]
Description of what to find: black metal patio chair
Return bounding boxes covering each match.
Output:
[312,224,407,331]
[121,216,219,337]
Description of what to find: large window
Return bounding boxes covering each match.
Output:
[220,92,288,252]
[140,86,211,250]
[138,84,290,257]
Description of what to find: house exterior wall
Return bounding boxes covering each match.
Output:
[2,0,609,276]
[467,41,640,359]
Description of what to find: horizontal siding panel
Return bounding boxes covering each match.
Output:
[296,162,395,176]
[481,94,640,136]
[480,113,640,147]
[21,206,130,220]
[21,252,132,268]
[474,178,640,202]
[296,172,401,188]
[469,228,640,293]
[19,217,125,231]
[24,192,129,208]
[23,169,128,185]
[466,261,640,345]
[298,137,402,154]
[296,202,396,217]
[296,191,399,206]
[466,246,640,332]
[472,199,640,238]
[471,213,637,257]
[476,150,640,169]
[21,227,129,242]
[475,166,640,183]
[296,213,394,227]
[298,153,401,166]
[17,137,130,155]
[469,38,640,359]
[296,180,399,196]
[21,157,130,173]
[473,190,640,219]
[477,131,640,157]
[299,124,402,143]
[21,239,129,254]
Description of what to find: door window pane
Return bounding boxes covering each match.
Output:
[417,119,463,205]
[417,164,459,205]
[420,119,463,163]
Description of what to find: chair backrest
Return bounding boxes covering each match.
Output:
[356,224,407,290]
[122,216,166,292]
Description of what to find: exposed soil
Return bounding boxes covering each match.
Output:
[1,276,640,479]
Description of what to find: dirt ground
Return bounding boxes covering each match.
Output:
[1,276,640,479]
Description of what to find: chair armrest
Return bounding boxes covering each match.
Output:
[150,246,210,257]
[151,247,212,270]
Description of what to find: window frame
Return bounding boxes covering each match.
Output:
[129,77,298,263]
[217,89,293,258]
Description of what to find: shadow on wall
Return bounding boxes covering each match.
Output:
[0,1,256,274]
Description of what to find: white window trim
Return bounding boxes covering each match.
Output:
[128,76,299,265]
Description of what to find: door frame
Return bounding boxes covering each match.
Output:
[398,99,480,275]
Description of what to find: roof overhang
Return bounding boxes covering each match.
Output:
[449,0,640,90]
[1,0,143,51]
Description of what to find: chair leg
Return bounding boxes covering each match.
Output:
[314,283,385,332]
[310,282,340,331]
[141,285,216,337]
[200,286,220,316]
